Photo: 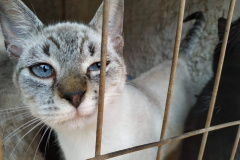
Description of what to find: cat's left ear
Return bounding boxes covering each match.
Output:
[90,0,124,53]
[0,0,43,62]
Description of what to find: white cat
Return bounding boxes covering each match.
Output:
[0,0,205,159]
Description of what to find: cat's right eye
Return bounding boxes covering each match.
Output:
[30,64,54,78]
[88,61,110,71]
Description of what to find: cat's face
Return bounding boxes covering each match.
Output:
[0,0,125,130]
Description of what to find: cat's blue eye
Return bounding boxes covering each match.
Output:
[30,64,54,78]
[88,61,110,71]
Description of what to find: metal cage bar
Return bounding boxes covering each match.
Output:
[230,125,240,160]
[95,0,111,157]
[0,1,239,160]
[156,0,186,159]
[88,120,240,160]
[197,0,236,159]
[0,135,3,160]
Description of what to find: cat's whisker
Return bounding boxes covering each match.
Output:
[34,125,50,160]
[2,118,40,145]
[4,114,34,128]
[0,112,31,124]
[44,127,53,158]
[23,122,47,160]
[2,117,40,144]
[0,106,28,113]
[0,110,29,116]
[0,105,25,111]
[9,121,44,159]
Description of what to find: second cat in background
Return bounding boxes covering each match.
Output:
[180,16,240,160]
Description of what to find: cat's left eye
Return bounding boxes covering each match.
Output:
[30,64,54,78]
[88,61,110,71]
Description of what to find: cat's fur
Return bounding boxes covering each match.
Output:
[179,18,240,160]
[0,0,204,159]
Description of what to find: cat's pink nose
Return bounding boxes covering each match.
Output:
[63,90,86,108]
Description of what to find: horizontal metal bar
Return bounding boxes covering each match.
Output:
[88,120,240,160]
[197,0,236,159]
[156,0,186,159]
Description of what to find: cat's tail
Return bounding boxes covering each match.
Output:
[179,11,206,59]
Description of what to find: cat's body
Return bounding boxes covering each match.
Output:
[179,18,240,160]
[0,0,204,159]
[56,59,193,160]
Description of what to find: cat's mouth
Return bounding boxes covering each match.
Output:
[32,96,97,129]
[59,104,97,122]
[58,107,97,129]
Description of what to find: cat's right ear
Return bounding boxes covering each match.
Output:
[0,0,43,62]
[218,18,227,41]
[90,0,124,54]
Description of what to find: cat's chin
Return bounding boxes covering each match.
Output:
[42,107,97,131]
[57,114,96,130]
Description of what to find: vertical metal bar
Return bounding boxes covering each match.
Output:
[156,0,186,159]
[95,0,111,157]
[197,0,236,159]
[230,125,240,160]
[0,135,3,160]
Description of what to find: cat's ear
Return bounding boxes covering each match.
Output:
[0,0,43,62]
[90,0,124,53]
[218,18,227,40]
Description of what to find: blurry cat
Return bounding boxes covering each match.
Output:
[0,0,204,159]
[180,18,240,160]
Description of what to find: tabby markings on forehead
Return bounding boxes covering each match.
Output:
[43,44,50,56]
[89,43,95,56]
[48,36,60,49]
[79,35,89,55]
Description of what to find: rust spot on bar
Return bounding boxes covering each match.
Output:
[230,125,240,160]
[95,0,111,158]
[197,0,236,159]
[88,120,240,160]
[156,0,186,159]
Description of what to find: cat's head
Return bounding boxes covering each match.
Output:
[0,0,126,130]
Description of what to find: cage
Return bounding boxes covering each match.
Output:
[0,0,239,160]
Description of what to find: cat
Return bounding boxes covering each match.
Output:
[0,0,204,160]
[39,11,206,160]
[179,17,240,160]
